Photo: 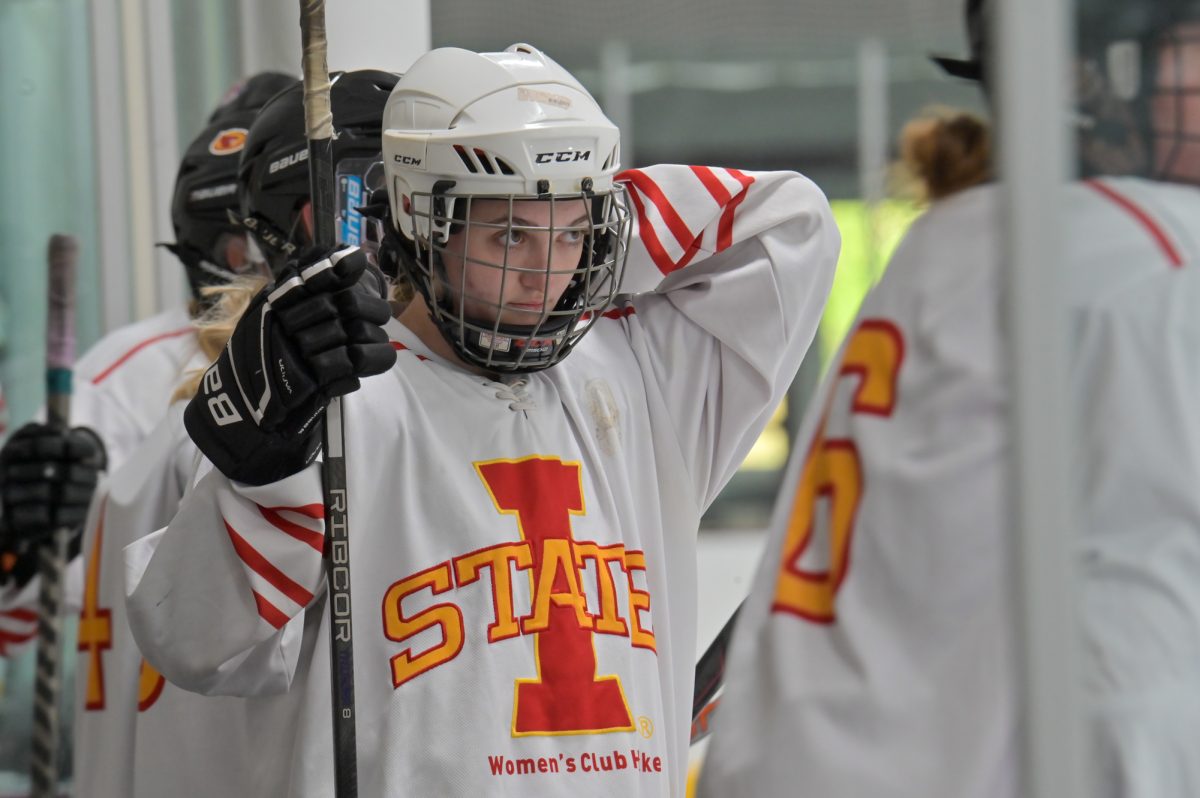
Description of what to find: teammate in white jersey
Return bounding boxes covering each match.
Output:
[74,71,399,798]
[0,72,292,791]
[0,71,295,621]
[0,70,294,576]
[698,1,1200,796]
[125,43,840,797]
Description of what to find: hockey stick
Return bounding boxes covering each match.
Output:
[298,3,358,796]
[30,234,78,798]
[689,603,740,745]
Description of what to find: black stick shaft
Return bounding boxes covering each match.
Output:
[31,233,78,798]
[693,604,740,722]
[298,3,358,796]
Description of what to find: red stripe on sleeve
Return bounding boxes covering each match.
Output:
[716,170,755,252]
[252,591,290,630]
[690,165,732,204]
[258,506,325,552]
[622,179,703,275]
[2,609,38,623]
[224,521,315,608]
[620,169,698,252]
[91,327,196,385]
[1085,179,1184,268]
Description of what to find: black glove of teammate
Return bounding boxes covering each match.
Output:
[184,245,396,486]
[0,421,107,546]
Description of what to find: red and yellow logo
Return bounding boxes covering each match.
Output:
[208,127,248,156]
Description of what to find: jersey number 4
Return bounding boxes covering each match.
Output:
[771,319,904,623]
[79,501,166,712]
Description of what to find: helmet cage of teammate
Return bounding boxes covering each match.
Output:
[933,0,1200,184]
[236,70,397,276]
[166,72,295,302]
[1074,0,1200,183]
[381,43,632,374]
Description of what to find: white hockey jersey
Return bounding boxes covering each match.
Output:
[71,303,198,472]
[125,165,840,797]
[74,402,305,798]
[698,177,1200,798]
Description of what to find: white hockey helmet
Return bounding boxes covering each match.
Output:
[380,43,631,373]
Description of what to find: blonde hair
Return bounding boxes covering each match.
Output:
[172,277,269,403]
[172,272,409,403]
[893,106,992,203]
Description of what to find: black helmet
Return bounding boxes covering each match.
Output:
[929,0,988,85]
[167,72,298,301]
[209,71,296,124]
[236,69,398,275]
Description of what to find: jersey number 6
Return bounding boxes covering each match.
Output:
[771,319,904,623]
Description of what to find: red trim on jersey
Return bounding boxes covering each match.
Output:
[224,521,315,608]
[1085,179,1184,268]
[252,591,290,630]
[2,608,37,623]
[391,341,430,361]
[842,319,906,417]
[0,606,37,656]
[690,165,732,204]
[602,306,636,320]
[90,326,195,385]
[258,505,325,552]
[137,664,166,712]
[618,169,704,275]
[689,166,755,252]
[717,170,754,253]
[0,629,35,656]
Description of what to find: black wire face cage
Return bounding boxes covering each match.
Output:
[1078,21,1200,183]
[1145,22,1200,184]
[405,185,632,373]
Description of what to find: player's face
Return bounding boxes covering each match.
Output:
[439,198,589,326]
[1151,21,1200,182]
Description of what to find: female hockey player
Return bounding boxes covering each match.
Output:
[127,43,840,797]
[699,1,1200,796]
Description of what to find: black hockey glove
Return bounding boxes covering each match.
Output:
[0,421,107,548]
[184,245,396,486]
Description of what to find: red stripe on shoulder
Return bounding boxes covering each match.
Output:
[92,327,196,385]
[1085,179,1184,268]
[224,521,315,608]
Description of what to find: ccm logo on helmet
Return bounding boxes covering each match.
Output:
[393,154,423,167]
[269,149,309,174]
[535,150,591,164]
